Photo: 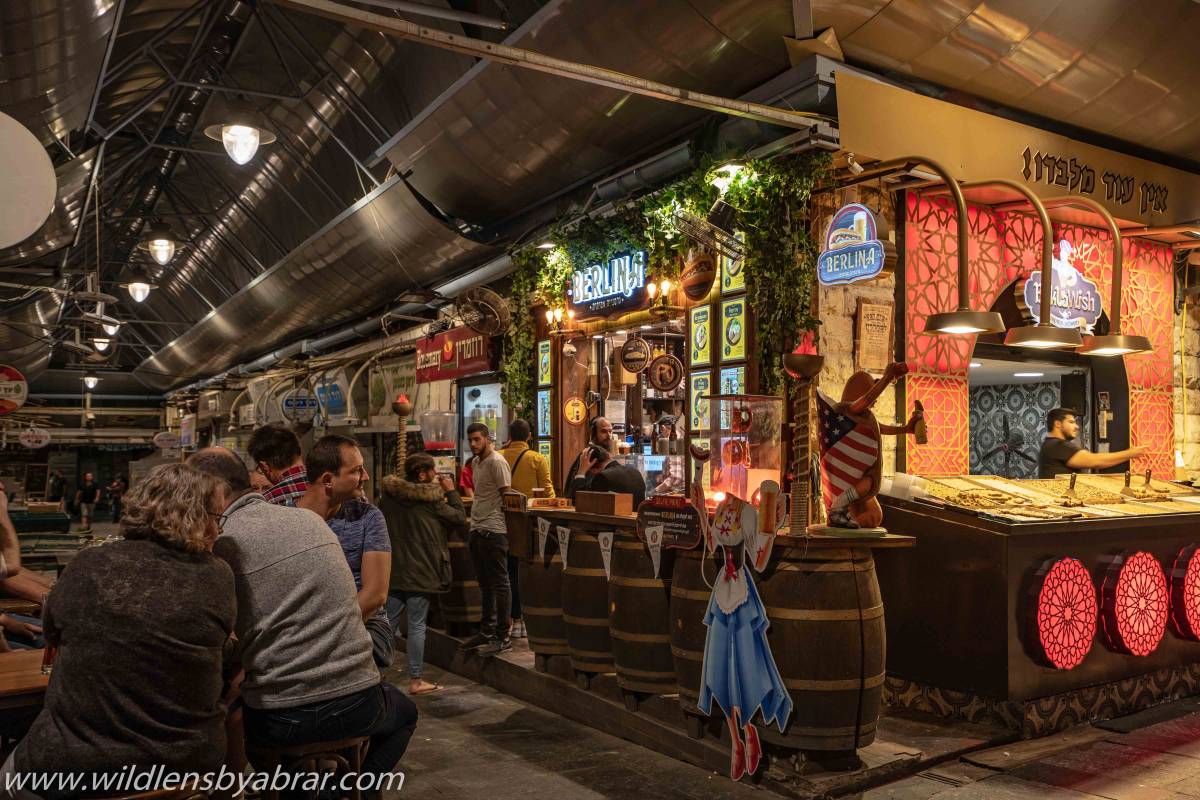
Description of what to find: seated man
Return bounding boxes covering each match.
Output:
[188,446,418,796]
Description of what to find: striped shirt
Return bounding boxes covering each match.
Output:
[263,464,309,506]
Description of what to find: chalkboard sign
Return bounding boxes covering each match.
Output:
[636,495,702,550]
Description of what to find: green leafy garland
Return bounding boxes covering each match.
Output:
[498,250,540,415]
[500,149,830,407]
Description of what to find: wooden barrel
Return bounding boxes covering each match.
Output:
[519,533,568,657]
[609,531,676,695]
[757,545,884,751]
[439,529,481,625]
[560,531,614,674]
[669,547,713,713]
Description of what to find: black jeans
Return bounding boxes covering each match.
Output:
[507,554,522,620]
[468,529,511,639]
[243,683,418,796]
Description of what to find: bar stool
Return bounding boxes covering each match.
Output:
[246,736,370,800]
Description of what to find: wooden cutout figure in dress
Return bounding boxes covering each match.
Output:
[817,362,922,529]
[698,483,790,781]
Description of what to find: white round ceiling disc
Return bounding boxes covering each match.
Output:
[0,112,56,249]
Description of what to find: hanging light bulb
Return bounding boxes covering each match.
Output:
[553,307,564,323]
[221,125,261,165]
[136,222,179,266]
[203,102,276,166]
[544,308,555,324]
[92,336,111,352]
[124,267,157,303]
[83,372,100,390]
[658,277,672,297]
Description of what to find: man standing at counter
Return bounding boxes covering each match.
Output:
[460,423,513,656]
[1038,407,1148,479]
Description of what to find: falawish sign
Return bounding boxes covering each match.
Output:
[817,203,886,286]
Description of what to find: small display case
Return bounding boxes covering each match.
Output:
[703,393,784,502]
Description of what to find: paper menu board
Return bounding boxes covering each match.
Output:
[689,305,711,366]
[689,372,711,432]
[721,297,746,361]
[537,340,552,386]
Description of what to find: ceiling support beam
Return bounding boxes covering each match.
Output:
[270,0,830,129]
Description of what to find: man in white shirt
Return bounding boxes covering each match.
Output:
[459,423,513,655]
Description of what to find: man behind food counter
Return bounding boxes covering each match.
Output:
[1038,407,1148,479]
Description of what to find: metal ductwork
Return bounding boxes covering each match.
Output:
[133,174,496,389]
[128,1,473,384]
[375,0,795,227]
[0,1,117,148]
[0,2,117,380]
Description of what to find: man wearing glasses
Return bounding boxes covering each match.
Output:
[247,424,309,506]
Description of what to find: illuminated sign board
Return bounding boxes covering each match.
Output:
[817,203,886,286]
[569,251,647,315]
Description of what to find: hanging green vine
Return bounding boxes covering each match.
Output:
[724,150,830,394]
[499,249,541,416]
[503,148,830,399]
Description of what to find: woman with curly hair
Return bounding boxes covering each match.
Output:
[4,463,236,797]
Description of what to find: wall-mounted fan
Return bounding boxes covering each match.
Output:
[455,287,512,336]
[673,199,743,261]
[980,415,1038,478]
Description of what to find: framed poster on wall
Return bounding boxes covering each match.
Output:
[537,340,552,386]
[689,372,712,432]
[720,240,745,293]
[536,389,552,437]
[689,305,711,366]
[720,297,746,361]
[719,365,746,430]
[855,299,895,374]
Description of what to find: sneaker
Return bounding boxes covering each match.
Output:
[478,637,513,656]
[511,620,527,638]
[458,632,490,650]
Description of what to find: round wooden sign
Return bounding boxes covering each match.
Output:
[563,396,587,426]
[647,354,684,393]
[619,336,652,374]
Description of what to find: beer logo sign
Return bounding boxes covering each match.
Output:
[564,396,588,426]
[647,354,684,393]
[620,336,651,374]
[818,203,886,286]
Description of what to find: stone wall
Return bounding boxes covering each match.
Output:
[1173,300,1200,472]
[812,185,901,477]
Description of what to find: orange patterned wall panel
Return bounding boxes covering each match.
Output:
[905,373,969,476]
[903,195,1175,477]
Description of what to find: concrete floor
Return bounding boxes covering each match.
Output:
[391,654,1200,800]
[388,660,761,800]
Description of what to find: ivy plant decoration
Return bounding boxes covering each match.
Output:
[498,249,542,416]
[724,150,831,394]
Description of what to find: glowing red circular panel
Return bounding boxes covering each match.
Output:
[1033,557,1097,670]
[1102,551,1168,656]
[1169,544,1200,641]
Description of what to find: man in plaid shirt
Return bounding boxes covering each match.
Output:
[248,425,309,506]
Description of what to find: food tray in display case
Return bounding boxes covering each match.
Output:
[914,474,1200,522]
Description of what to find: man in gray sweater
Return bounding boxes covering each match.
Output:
[188,446,417,795]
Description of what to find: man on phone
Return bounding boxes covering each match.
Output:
[564,417,614,490]
[567,445,646,507]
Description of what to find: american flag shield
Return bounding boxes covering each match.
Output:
[816,390,879,514]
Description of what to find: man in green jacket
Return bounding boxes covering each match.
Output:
[379,452,466,695]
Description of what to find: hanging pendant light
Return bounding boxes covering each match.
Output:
[203,102,276,166]
[82,372,100,390]
[136,222,179,266]
[92,335,112,352]
[124,266,157,303]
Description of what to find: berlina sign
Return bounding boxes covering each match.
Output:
[569,251,647,317]
[817,203,886,286]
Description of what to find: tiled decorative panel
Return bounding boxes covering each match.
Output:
[904,195,1175,477]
